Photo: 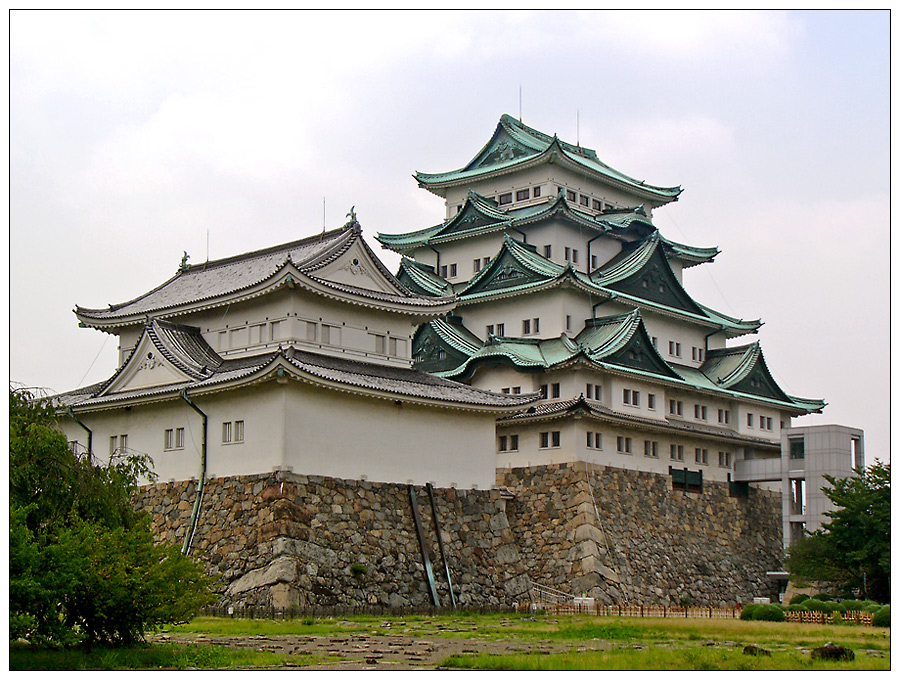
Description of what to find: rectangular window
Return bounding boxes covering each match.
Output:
[533,317,540,333]
[580,194,590,207]
[516,188,530,201]
[551,431,560,447]
[512,386,521,394]
[321,324,341,346]
[533,186,541,198]
[592,199,602,211]
[564,246,571,261]
[372,333,386,354]
[747,413,754,427]
[790,438,805,459]
[540,384,549,399]
[498,192,512,205]
[509,434,519,451]
[669,399,684,416]
[539,432,550,448]
[759,415,765,429]
[719,451,732,468]
[222,421,232,443]
[544,244,552,258]
[551,383,560,398]
[306,320,318,342]
[496,323,505,335]
[644,440,659,458]
[668,341,682,357]
[670,444,684,461]
[766,417,773,430]
[110,434,127,456]
[486,324,494,336]
[695,448,709,465]
[234,420,244,443]
[440,265,448,278]
[164,429,174,450]
[498,435,508,452]
[501,387,510,394]
[587,431,593,448]
[617,436,632,454]
[473,258,481,273]
[522,319,531,335]
[572,249,579,264]
[586,383,593,399]
[389,337,406,357]
[566,315,572,331]
[449,263,457,277]
[566,189,577,201]
[164,427,185,451]
[648,393,656,410]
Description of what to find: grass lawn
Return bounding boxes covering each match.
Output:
[9,612,891,671]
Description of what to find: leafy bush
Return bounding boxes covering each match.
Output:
[801,598,840,613]
[751,604,786,622]
[872,605,890,628]
[788,594,810,605]
[838,599,874,612]
[739,603,760,621]
[9,387,212,647]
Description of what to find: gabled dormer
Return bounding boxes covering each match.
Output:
[577,310,683,380]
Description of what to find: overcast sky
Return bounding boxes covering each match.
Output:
[9,10,890,463]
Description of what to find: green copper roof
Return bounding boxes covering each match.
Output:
[415,114,682,205]
[396,258,454,297]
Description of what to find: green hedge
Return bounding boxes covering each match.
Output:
[872,605,890,628]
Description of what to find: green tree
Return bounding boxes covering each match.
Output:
[9,386,212,647]
[786,461,890,603]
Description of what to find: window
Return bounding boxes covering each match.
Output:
[551,382,560,398]
[533,186,541,198]
[449,263,457,278]
[539,384,549,399]
[766,417,773,431]
[587,432,603,449]
[566,189,576,201]
[759,415,765,429]
[718,409,730,424]
[566,315,572,331]
[498,192,512,205]
[790,438,805,459]
[486,324,494,336]
[670,444,684,461]
[501,387,510,394]
[440,265,448,278]
[644,440,659,458]
[564,246,571,260]
[516,188,530,201]
[580,194,590,207]
[669,399,683,416]
[321,324,341,346]
[591,254,598,269]
[651,336,658,348]
[512,386,521,394]
[389,337,406,357]
[623,389,639,406]
[692,347,704,362]
[718,451,732,468]
[222,420,244,444]
[164,427,185,451]
[109,434,127,456]
[592,199,602,211]
[747,413,754,427]
[544,244,552,258]
[694,404,707,421]
[616,436,632,454]
[522,319,531,335]
[498,435,508,452]
[533,318,540,333]
[648,394,656,410]
[695,448,709,465]
[540,431,560,448]
[473,258,482,273]
[572,249,579,264]
[586,383,602,400]
[496,323,505,335]
[372,333,386,354]
[509,434,519,451]
[668,341,682,357]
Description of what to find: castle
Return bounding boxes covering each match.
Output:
[53,115,850,609]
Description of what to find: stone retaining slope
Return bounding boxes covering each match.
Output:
[136,463,782,610]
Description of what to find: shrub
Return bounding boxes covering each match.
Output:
[801,598,840,613]
[350,563,367,577]
[837,599,872,612]
[872,605,890,628]
[789,594,810,605]
[752,603,786,622]
[739,603,760,621]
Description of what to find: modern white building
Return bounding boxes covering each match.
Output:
[377,114,827,491]
[56,217,537,490]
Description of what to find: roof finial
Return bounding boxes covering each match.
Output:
[344,206,359,231]
[179,251,190,271]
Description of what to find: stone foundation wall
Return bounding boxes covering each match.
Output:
[136,463,783,610]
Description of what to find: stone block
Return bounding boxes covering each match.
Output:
[225,556,299,596]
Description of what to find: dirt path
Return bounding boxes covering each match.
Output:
[150,631,612,670]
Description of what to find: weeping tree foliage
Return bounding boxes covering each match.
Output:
[9,386,212,647]
[786,461,891,603]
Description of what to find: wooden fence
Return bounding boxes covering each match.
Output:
[519,602,740,619]
[784,610,873,626]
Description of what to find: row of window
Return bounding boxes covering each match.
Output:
[110,421,246,455]
[497,184,543,206]
[472,256,492,273]
[498,430,734,468]
[749,413,775,430]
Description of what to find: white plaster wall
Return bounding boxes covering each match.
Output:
[281,381,497,489]
[458,288,593,342]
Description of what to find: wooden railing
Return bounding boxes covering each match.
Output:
[784,610,873,626]
[518,601,740,619]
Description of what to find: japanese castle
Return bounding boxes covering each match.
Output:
[57,113,827,494]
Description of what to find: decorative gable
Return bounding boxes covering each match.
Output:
[309,237,398,294]
[101,333,194,394]
[729,354,792,403]
[470,127,535,170]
